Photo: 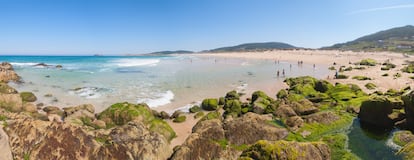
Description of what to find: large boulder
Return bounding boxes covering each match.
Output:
[290,99,319,116]
[171,113,288,160]
[239,140,331,160]
[274,104,297,118]
[359,96,403,128]
[0,62,20,83]
[224,99,242,117]
[0,93,23,112]
[223,113,288,145]
[98,102,175,141]
[225,90,240,101]
[201,98,218,111]
[4,117,172,160]
[402,91,414,130]
[20,92,37,102]
[63,104,96,126]
[0,83,17,94]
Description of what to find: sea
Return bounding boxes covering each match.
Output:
[1,55,328,113]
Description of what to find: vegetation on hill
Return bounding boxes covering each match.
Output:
[323,25,414,53]
[208,42,298,52]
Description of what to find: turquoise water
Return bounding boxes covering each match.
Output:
[0,55,329,113]
[347,119,403,160]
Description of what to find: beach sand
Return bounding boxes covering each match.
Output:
[167,49,414,146]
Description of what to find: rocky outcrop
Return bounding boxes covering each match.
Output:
[239,140,331,160]
[4,113,173,160]
[171,113,288,160]
[63,104,96,126]
[403,91,414,130]
[0,62,20,83]
[0,126,13,160]
[290,99,319,116]
[359,96,404,128]
[0,93,23,112]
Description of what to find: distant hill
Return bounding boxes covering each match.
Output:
[323,25,414,53]
[207,42,298,52]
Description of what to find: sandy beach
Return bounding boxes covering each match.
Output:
[164,49,414,147]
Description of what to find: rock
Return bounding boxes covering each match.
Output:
[48,114,63,122]
[393,131,414,147]
[276,89,288,99]
[189,105,201,113]
[0,83,17,94]
[0,126,13,160]
[173,115,186,123]
[170,119,238,160]
[193,112,204,119]
[0,93,23,112]
[290,99,319,116]
[251,90,272,102]
[274,104,297,118]
[20,92,37,102]
[252,97,270,114]
[239,140,331,160]
[92,120,106,129]
[158,111,170,119]
[224,113,288,145]
[314,80,333,93]
[55,65,63,69]
[303,111,340,124]
[98,102,176,141]
[0,62,20,83]
[402,91,414,130]
[4,114,173,160]
[201,98,218,111]
[63,104,96,125]
[218,97,225,105]
[224,99,242,117]
[225,90,240,100]
[172,113,288,160]
[43,106,63,115]
[359,96,402,128]
[23,103,38,113]
[171,110,184,119]
[44,93,53,97]
[286,116,304,131]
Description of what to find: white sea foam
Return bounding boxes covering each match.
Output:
[137,90,174,108]
[168,101,201,115]
[10,62,38,66]
[112,58,160,67]
[69,87,110,99]
[386,132,403,150]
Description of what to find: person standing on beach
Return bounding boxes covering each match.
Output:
[282,69,285,77]
[277,70,280,77]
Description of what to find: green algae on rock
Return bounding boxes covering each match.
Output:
[20,92,37,102]
[201,98,219,111]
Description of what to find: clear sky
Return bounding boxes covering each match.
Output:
[0,0,413,55]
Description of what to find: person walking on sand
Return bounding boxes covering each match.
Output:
[282,69,285,77]
[277,70,280,77]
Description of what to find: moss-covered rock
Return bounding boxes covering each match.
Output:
[97,102,176,141]
[365,83,376,90]
[251,90,272,102]
[194,112,204,119]
[352,76,371,81]
[20,92,37,102]
[201,98,218,111]
[321,134,360,160]
[314,80,333,93]
[218,97,225,105]
[402,64,414,73]
[0,83,17,94]
[290,99,319,116]
[276,89,288,99]
[225,90,240,101]
[402,91,414,130]
[239,140,330,160]
[224,99,242,117]
[359,58,377,66]
[335,74,349,79]
[393,131,414,147]
[200,111,221,122]
[173,115,186,123]
[358,96,403,128]
[189,105,201,113]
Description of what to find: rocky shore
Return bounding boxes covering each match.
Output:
[2,60,414,159]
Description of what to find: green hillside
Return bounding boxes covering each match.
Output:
[323,25,414,53]
[208,42,298,52]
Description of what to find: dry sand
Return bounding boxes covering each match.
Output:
[168,49,414,146]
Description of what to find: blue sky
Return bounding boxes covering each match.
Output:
[0,0,413,55]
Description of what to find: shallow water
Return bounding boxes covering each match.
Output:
[1,55,329,112]
[347,118,403,160]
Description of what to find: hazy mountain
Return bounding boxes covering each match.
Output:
[323,25,414,53]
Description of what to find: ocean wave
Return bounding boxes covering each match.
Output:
[68,87,111,99]
[136,90,174,108]
[111,58,160,67]
[10,62,38,66]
